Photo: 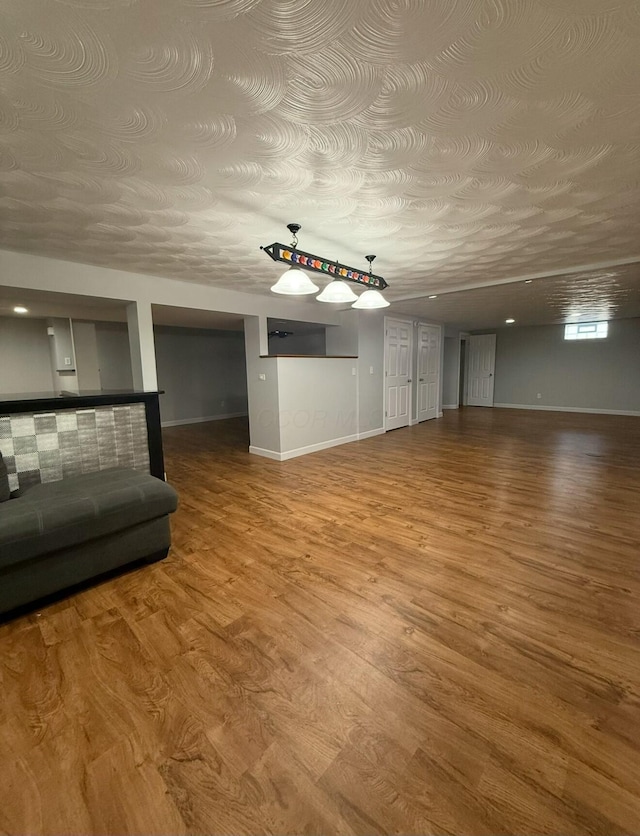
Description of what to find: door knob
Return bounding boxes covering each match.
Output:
[408,379,412,383]
[419,378,424,382]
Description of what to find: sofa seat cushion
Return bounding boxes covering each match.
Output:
[0,469,178,570]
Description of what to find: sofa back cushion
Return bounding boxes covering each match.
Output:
[0,403,150,493]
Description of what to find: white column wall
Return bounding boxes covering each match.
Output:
[244,315,282,456]
[127,301,158,391]
[356,312,385,437]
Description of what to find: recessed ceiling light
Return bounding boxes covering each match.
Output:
[505,318,515,324]
[524,280,533,284]
[428,295,438,299]
[13,306,28,314]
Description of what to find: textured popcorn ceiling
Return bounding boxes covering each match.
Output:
[1,0,640,316]
[393,262,640,329]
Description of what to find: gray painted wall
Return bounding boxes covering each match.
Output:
[73,321,101,390]
[0,316,54,394]
[267,330,326,355]
[492,318,640,413]
[326,318,359,356]
[94,321,134,390]
[357,312,385,433]
[244,316,282,453]
[325,312,385,435]
[154,325,248,424]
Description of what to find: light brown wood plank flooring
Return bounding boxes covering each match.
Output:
[1,408,639,835]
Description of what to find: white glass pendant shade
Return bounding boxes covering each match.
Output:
[270,267,319,295]
[316,279,358,303]
[352,289,390,309]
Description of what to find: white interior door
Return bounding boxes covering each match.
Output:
[417,324,440,422]
[385,318,412,431]
[467,334,496,406]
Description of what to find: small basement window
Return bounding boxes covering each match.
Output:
[564,321,608,341]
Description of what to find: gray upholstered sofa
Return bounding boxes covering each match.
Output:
[0,465,178,616]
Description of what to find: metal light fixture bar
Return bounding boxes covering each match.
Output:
[261,224,388,291]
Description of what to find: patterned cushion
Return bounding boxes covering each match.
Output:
[0,452,10,503]
[0,404,150,494]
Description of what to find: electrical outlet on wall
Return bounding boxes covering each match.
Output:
[536,393,542,399]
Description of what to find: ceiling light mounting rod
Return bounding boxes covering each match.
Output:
[287,222,300,249]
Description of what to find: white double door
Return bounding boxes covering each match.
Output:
[385,319,441,431]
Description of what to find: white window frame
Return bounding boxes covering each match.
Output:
[564,321,608,341]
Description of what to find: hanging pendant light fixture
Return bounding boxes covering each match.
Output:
[270,224,319,296]
[261,224,390,302]
[316,267,358,304]
[352,256,390,309]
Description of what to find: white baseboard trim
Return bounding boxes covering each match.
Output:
[494,403,640,417]
[248,445,282,461]
[358,427,385,440]
[437,411,444,418]
[162,412,247,428]
[442,404,459,410]
[250,433,359,462]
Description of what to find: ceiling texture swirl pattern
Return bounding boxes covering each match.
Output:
[1,0,640,315]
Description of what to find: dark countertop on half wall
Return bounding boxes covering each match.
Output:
[0,390,163,410]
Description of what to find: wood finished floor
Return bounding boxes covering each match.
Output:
[1,408,639,835]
